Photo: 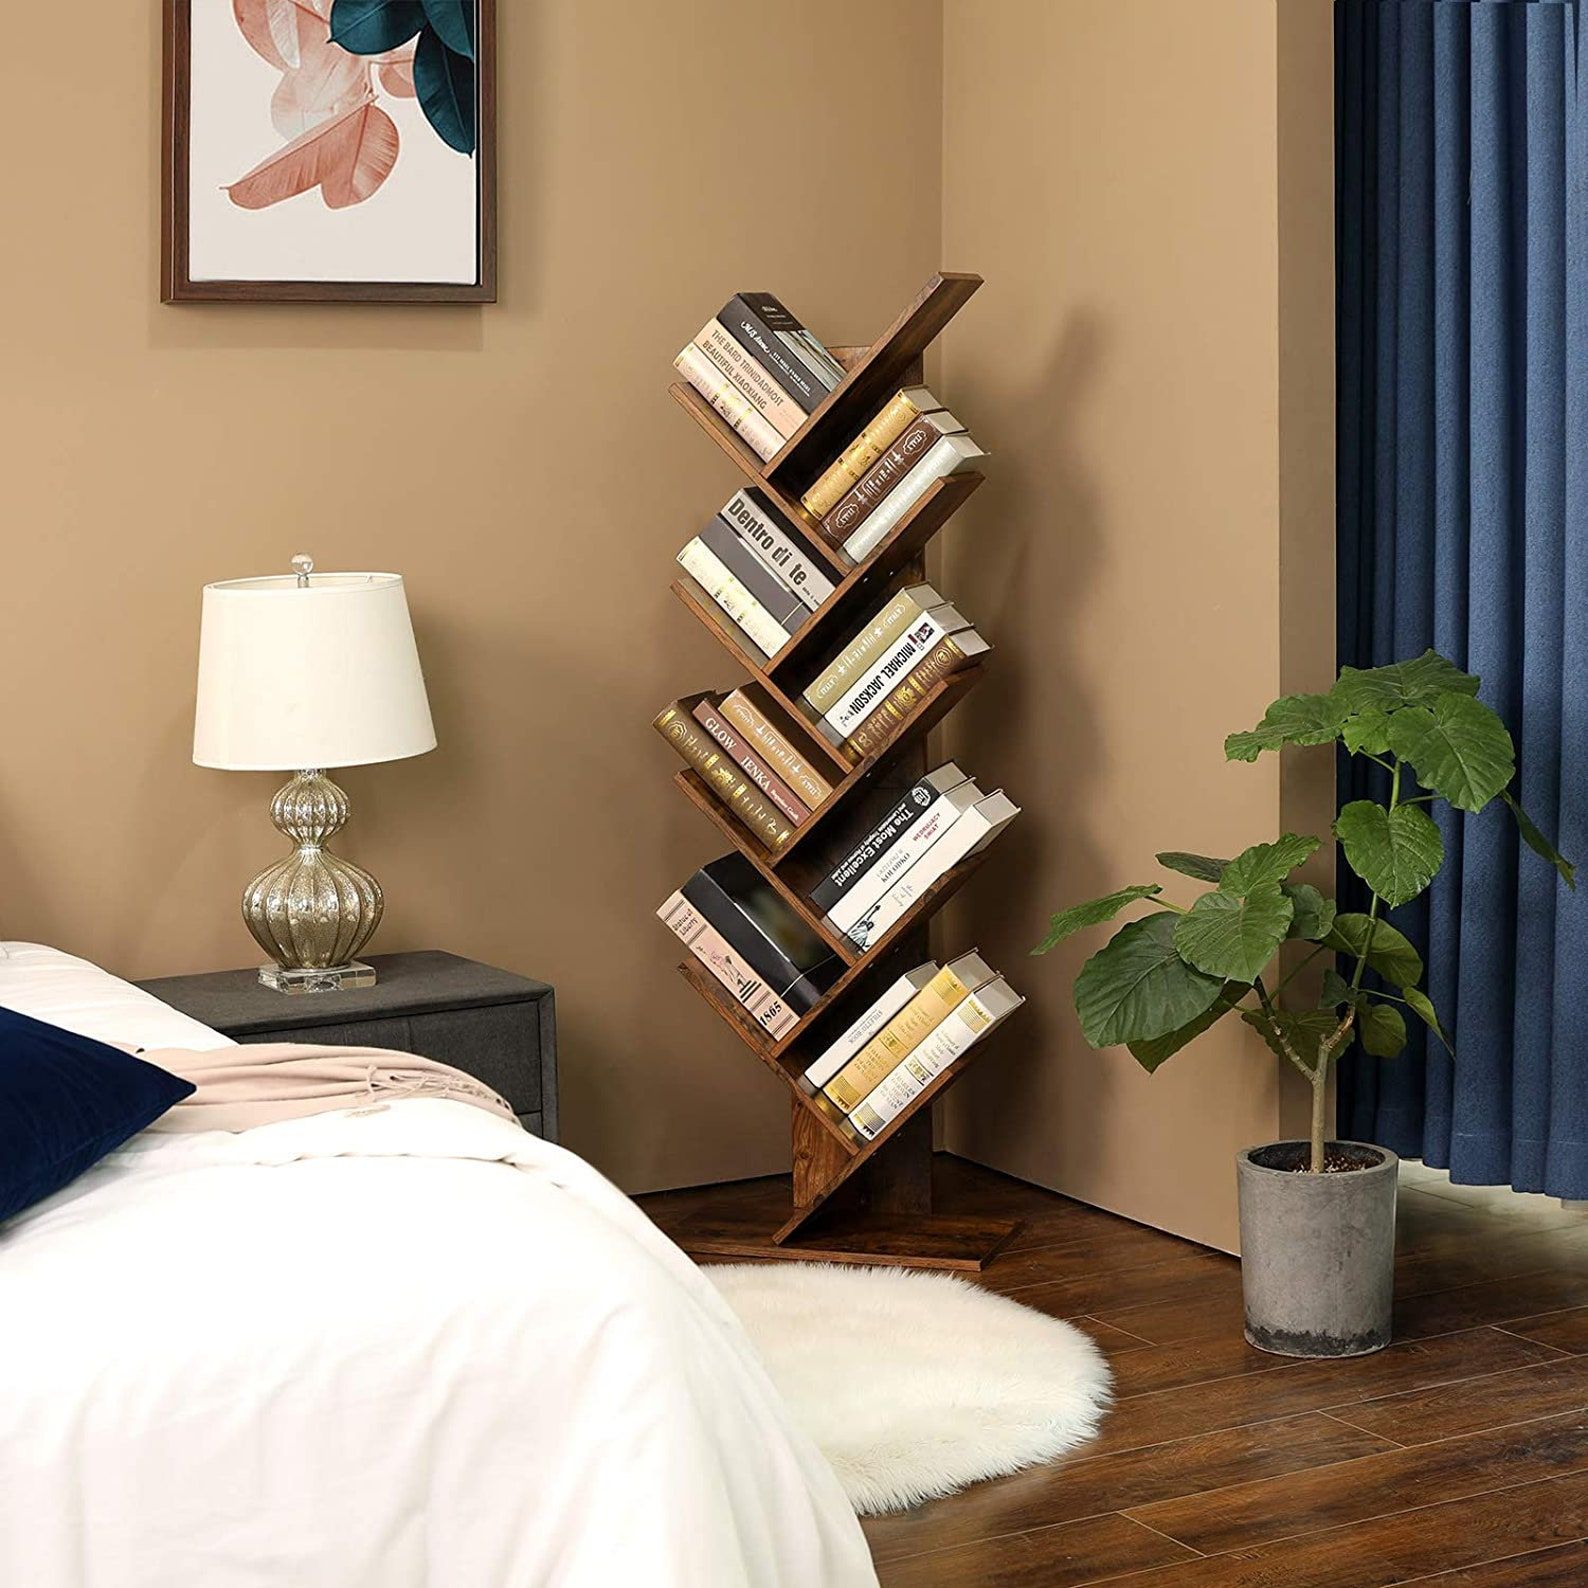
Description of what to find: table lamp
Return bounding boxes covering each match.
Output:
[193,556,436,993]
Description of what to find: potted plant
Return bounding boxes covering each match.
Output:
[1032,651,1574,1357]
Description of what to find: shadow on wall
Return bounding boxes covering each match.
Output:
[948,310,1121,1187]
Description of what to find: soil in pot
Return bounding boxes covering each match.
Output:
[1249,1142,1387,1175]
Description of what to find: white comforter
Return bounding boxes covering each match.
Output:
[0,945,876,1587]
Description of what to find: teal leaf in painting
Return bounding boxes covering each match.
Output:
[330,0,426,55]
[414,25,476,152]
[421,0,475,57]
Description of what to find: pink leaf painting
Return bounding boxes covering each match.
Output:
[225,98,400,211]
[271,29,373,138]
[378,60,416,98]
[231,0,331,70]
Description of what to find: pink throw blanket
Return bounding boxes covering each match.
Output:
[128,1042,518,1133]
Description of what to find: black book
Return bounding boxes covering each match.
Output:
[808,765,970,915]
[719,294,829,411]
[698,516,809,634]
[683,854,841,1014]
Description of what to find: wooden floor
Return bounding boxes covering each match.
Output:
[639,1154,1588,1587]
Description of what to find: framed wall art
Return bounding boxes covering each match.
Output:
[162,0,495,302]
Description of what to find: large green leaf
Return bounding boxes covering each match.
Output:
[1173,886,1293,982]
[1341,707,1393,756]
[1032,885,1162,955]
[1156,851,1229,883]
[1219,834,1322,896]
[329,0,426,53]
[1334,800,1445,908]
[421,0,474,56]
[1404,987,1452,1052]
[414,24,476,152]
[1357,998,1408,1058]
[1325,912,1423,989]
[1225,693,1348,762]
[1320,967,1354,1008]
[1242,1007,1339,1069]
[1127,986,1243,1073]
[1074,913,1226,1049]
[1501,790,1577,889]
[1284,883,1336,941]
[1331,651,1480,714]
[1387,694,1515,812]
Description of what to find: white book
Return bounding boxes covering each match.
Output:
[695,320,804,440]
[859,793,1022,944]
[828,780,985,943]
[721,489,836,611]
[822,602,973,738]
[674,343,784,462]
[848,979,1025,1141]
[843,433,988,560]
[802,962,939,1091]
[676,538,790,658]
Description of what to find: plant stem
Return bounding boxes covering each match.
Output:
[1253,977,1315,1083]
[1310,1060,1329,1172]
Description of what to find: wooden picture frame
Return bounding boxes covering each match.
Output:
[162,0,496,303]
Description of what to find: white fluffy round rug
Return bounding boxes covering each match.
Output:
[707,1262,1112,1514]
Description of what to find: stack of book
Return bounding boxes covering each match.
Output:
[658,853,842,1039]
[811,765,1019,949]
[677,487,837,660]
[800,583,991,757]
[803,951,1024,1140]
[802,387,986,561]
[674,293,847,463]
[653,688,834,852]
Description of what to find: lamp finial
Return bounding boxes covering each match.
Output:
[291,554,314,587]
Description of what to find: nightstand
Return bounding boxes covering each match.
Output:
[137,950,557,1141]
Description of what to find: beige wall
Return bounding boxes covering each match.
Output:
[1,0,943,1193]
[938,0,1335,1251]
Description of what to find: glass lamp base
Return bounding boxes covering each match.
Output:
[258,961,377,995]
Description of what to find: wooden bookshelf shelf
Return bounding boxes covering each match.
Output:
[659,271,1020,1271]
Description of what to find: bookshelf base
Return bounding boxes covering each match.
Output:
[673,1204,1019,1273]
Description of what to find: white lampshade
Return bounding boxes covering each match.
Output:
[193,572,436,772]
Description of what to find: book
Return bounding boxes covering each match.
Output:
[801,582,945,719]
[844,631,993,757]
[801,963,940,1091]
[653,702,795,852]
[718,688,834,810]
[819,600,973,743]
[683,854,841,1016]
[691,699,809,826]
[822,410,968,546]
[695,319,805,440]
[676,538,790,659]
[821,951,997,1113]
[719,296,827,413]
[808,764,970,917]
[851,792,1021,947]
[674,342,784,462]
[847,979,1025,1140]
[657,890,798,1038]
[802,387,943,518]
[844,433,988,561]
[828,778,986,946]
[720,488,836,611]
[738,292,845,389]
[698,517,809,635]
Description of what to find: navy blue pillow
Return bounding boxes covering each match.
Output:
[0,1004,195,1225]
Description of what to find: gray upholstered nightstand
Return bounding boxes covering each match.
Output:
[137,951,557,1141]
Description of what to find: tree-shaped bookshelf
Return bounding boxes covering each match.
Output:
[663,272,1020,1270]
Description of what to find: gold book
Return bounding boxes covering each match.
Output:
[845,631,992,757]
[654,704,794,851]
[800,386,940,516]
[802,582,943,717]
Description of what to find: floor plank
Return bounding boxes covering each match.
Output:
[1399,1536,1588,1584]
[1498,1305,1588,1354]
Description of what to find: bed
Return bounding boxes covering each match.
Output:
[0,942,877,1588]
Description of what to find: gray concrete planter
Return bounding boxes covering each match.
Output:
[1236,1140,1399,1358]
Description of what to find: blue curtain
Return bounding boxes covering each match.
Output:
[1336,0,1587,1193]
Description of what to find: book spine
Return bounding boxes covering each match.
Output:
[718,691,833,809]
[653,704,795,852]
[822,964,975,1112]
[721,489,836,610]
[847,1006,982,1140]
[823,608,964,739]
[802,587,932,717]
[682,869,830,1013]
[843,436,979,561]
[844,635,983,757]
[822,414,944,544]
[696,321,805,440]
[676,539,790,659]
[720,297,826,412]
[698,518,808,633]
[692,702,809,826]
[657,891,798,1038]
[674,343,783,462]
[808,775,942,915]
[827,789,977,942]
[853,809,1001,947]
[801,970,932,1090]
[802,391,928,518]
